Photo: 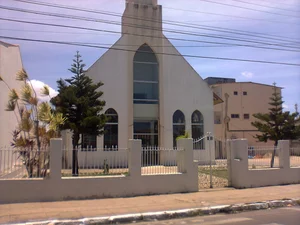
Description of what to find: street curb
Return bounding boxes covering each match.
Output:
[12,198,300,225]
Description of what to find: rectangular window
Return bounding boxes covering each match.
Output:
[214,111,221,124]
[234,91,238,95]
[104,124,118,150]
[231,114,240,119]
[133,120,158,147]
[243,91,247,95]
[133,82,158,104]
[244,114,250,119]
[133,63,158,81]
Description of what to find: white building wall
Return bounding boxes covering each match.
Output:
[0,41,23,147]
[86,38,131,149]
[85,0,214,153]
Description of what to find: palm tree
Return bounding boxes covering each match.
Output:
[0,70,65,177]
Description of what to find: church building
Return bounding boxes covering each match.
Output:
[83,0,214,149]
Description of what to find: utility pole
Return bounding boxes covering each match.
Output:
[224,93,230,155]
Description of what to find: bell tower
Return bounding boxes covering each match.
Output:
[122,0,162,36]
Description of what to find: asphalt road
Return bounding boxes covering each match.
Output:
[128,207,300,225]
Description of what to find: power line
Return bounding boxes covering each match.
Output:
[160,6,300,26]
[230,0,300,13]
[1,35,300,67]
[1,28,299,49]
[1,6,300,51]
[199,0,300,18]
[1,17,300,53]
[0,28,242,48]
[11,0,300,45]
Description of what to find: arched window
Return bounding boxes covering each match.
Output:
[173,110,185,147]
[104,108,118,150]
[133,44,159,104]
[192,110,204,149]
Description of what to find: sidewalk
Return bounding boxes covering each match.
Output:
[1,184,299,224]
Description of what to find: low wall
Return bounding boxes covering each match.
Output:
[0,139,198,204]
[0,173,197,204]
[228,140,300,188]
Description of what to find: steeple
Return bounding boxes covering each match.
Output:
[122,0,162,36]
[126,0,157,6]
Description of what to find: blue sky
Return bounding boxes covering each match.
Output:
[0,0,299,111]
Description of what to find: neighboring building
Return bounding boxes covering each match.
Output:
[69,0,214,150]
[204,77,236,86]
[206,77,282,147]
[0,41,23,147]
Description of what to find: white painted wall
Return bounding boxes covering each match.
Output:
[0,138,198,204]
[228,139,300,188]
[0,41,23,148]
[84,0,214,156]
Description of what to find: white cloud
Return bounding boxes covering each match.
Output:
[282,104,289,109]
[29,80,58,102]
[241,71,254,79]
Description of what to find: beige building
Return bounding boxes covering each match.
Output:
[0,41,23,147]
[205,77,282,147]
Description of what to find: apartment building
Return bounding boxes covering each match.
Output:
[205,77,282,147]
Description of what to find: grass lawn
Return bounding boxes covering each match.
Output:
[198,167,228,180]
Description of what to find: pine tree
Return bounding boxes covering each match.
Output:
[252,83,300,167]
[51,51,106,176]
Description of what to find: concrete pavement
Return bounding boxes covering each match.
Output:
[132,207,300,225]
[0,184,299,224]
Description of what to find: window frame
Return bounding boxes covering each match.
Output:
[231,114,240,119]
[234,91,238,95]
[173,110,186,147]
[244,114,250,119]
[104,108,118,150]
[133,44,159,104]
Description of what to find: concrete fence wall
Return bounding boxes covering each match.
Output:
[0,138,198,204]
[228,139,300,188]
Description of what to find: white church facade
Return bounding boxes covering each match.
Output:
[74,0,214,150]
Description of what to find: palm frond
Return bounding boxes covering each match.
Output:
[41,85,50,96]
[9,89,19,102]
[19,116,33,132]
[48,113,66,131]
[29,97,38,106]
[38,102,52,122]
[16,68,29,81]
[6,101,16,111]
[21,83,33,103]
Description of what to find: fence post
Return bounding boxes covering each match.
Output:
[278,140,290,169]
[177,138,193,173]
[50,138,62,180]
[128,139,142,177]
[228,139,248,188]
[226,139,232,187]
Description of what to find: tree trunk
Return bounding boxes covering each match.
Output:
[72,133,79,176]
[270,140,278,168]
[34,120,41,177]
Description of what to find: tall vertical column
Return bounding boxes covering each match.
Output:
[278,140,290,169]
[128,139,142,177]
[50,138,62,180]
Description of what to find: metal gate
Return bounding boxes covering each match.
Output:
[194,134,228,189]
